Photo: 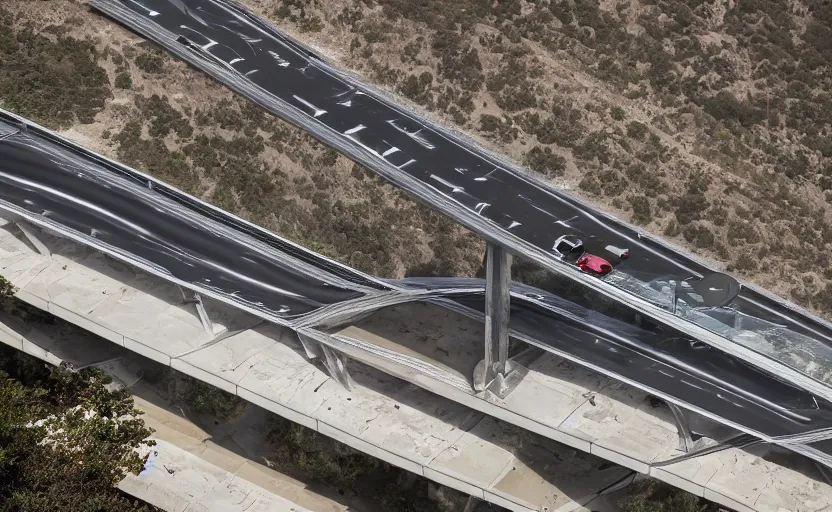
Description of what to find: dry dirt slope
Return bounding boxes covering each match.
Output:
[1,0,831,320]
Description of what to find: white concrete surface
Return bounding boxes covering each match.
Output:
[122,439,315,512]
[337,304,680,473]
[3,220,832,511]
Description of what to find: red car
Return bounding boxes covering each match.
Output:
[553,235,623,276]
[577,254,612,274]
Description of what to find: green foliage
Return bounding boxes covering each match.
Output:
[114,120,199,194]
[135,94,193,138]
[0,276,14,313]
[534,103,584,147]
[399,72,434,106]
[700,91,764,128]
[135,51,165,74]
[184,380,245,422]
[630,195,652,224]
[673,171,711,225]
[268,419,381,486]
[264,414,470,510]
[480,114,518,142]
[626,121,648,140]
[0,346,155,511]
[486,48,540,112]
[523,146,566,179]
[625,163,664,197]
[0,9,110,128]
[431,29,484,91]
[682,223,715,249]
[115,71,133,90]
[274,0,325,32]
[611,106,626,121]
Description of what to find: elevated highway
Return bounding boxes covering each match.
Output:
[2,223,831,512]
[89,0,832,409]
[1,110,832,510]
[3,110,832,459]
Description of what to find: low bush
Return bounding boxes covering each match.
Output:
[115,71,133,90]
[524,146,566,179]
[627,121,648,140]
[630,195,652,224]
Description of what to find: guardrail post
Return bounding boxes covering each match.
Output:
[475,243,512,395]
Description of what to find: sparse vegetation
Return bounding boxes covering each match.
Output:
[621,478,719,512]
[0,275,14,313]
[115,71,133,90]
[524,146,566,179]
[630,195,652,225]
[135,50,166,74]
[0,7,110,127]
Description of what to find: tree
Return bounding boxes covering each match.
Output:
[0,275,14,313]
[0,346,157,511]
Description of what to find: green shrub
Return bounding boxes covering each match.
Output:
[621,479,717,512]
[611,106,626,121]
[135,94,193,138]
[135,51,165,73]
[524,146,566,179]
[700,91,765,127]
[184,380,245,421]
[627,121,648,140]
[399,71,434,105]
[480,114,518,142]
[0,16,110,127]
[0,275,15,313]
[674,192,709,225]
[682,223,715,249]
[0,346,155,511]
[630,195,652,224]
[115,71,133,90]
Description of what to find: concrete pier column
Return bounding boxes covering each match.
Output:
[476,243,512,394]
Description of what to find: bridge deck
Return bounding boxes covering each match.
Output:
[1,219,830,512]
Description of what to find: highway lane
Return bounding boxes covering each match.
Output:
[5,112,832,456]
[0,123,366,318]
[91,0,832,352]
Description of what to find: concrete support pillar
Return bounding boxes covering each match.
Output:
[16,221,50,257]
[475,243,513,396]
[297,332,355,391]
[178,286,214,338]
[667,402,695,452]
[485,243,511,377]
